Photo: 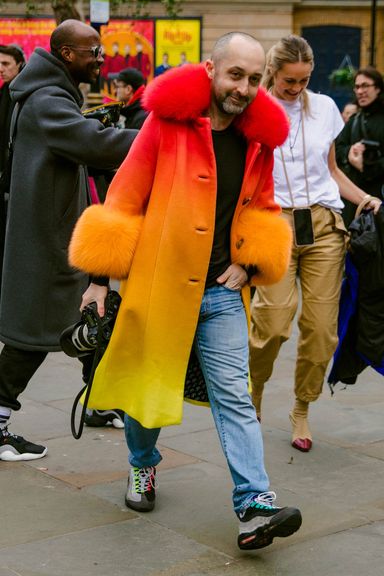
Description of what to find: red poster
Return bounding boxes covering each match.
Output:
[100,19,155,95]
[0,18,55,59]
[0,18,155,93]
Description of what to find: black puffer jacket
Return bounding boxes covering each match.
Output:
[120,98,148,130]
[336,98,384,225]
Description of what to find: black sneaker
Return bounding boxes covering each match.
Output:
[84,409,125,429]
[237,491,302,550]
[125,466,156,512]
[0,426,47,461]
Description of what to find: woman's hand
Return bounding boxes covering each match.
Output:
[364,195,382,214]
[80,283,108,317]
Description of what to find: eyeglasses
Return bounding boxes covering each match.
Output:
[353,82,376,91]
[65,45,103,58]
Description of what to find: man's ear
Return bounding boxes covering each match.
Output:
[205,59,214,80]
[60,46,74,64]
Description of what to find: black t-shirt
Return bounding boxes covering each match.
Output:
[205,124,247,289]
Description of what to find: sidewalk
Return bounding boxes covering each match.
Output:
[1,333,384,576]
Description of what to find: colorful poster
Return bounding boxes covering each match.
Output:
[100,19,154,92]
[0,17,200,91]
[0,18,55,59]
[0,17,155,94]
[155,19,201,68]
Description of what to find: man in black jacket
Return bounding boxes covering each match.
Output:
[0,20,137,461]
[336,66,384,226]
[115,67,148,129]
[0,44,25,278]
[0,44,25,177]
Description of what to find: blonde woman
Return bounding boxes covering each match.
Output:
[249,35,381,452]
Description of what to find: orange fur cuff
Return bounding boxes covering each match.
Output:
[233,209,292,286]
[69,204,143,279]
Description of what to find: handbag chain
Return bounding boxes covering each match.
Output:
[279,101,311,209]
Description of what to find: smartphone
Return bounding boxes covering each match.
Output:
[361,139,381,165]
[292,208,314,246]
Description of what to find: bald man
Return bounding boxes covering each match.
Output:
[0,20,136,462]
[69,32,302,550]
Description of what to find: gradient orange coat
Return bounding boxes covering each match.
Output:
[69,65,291,428]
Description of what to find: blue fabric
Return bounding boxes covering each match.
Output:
[328,252,384,385]
[328,253,359,385]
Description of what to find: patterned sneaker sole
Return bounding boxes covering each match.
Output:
[0,447,48,462]
[238,507,302,550]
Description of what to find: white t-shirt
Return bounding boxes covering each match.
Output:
[273,91,344,210]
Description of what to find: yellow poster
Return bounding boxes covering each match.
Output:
[155,19,201,70]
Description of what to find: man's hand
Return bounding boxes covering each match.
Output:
[80,283,108,317]
[348,142,365,172]
[216,263,248,291]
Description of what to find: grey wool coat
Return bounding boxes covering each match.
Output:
[0,48,136,351]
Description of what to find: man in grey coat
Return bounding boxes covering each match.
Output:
[0,20,137,461]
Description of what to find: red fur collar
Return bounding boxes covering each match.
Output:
[142,64,289,148]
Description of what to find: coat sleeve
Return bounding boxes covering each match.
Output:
[32,89,136,170]
[69,114,160,279]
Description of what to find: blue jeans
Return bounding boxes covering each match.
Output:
[125,285,270,513]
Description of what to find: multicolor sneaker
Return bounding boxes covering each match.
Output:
[0,426,47,461]
[84,409,125,429]
[125,466,156,512]
[237,491,302,550]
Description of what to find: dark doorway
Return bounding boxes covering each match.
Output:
[302,25,361,110]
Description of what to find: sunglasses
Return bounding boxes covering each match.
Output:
[66,45,103,58]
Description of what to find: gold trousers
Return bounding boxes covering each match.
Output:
[249,205,348,403]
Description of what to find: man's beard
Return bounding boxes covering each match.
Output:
[221,94,249,115]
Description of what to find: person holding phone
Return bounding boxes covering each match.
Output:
[336,66,384,227]
[249,35,381,453]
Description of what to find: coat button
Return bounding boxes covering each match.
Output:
[236,239,244,249]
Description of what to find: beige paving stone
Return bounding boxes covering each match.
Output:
[0,466,133,548]
[25,429,200,488]
[0,519,232,576]
[353,440,384,460]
